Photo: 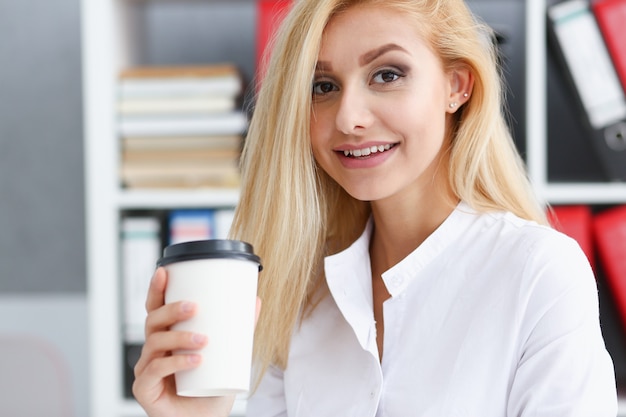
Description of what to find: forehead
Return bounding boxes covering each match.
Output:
[319,5,430,59]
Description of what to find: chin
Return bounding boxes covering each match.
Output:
[342,185,394,203]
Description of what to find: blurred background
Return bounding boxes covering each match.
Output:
[0,0,88,415]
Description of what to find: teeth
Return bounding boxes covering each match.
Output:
[343,144,392,157]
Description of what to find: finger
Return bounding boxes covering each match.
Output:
[134,330,207,376]
[144,300,197,337]
[133,352,202,402]
[145,267,168,313]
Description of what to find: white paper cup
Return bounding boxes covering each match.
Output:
[158,239,262,397]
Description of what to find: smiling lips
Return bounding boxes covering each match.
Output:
[341,143,395,158]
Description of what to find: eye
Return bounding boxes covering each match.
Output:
[372,69,403,84]
[312,80,338,96]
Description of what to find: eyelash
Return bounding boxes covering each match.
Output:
[312,80,337,96]
[372,68,404,83]
[312,67,406,96]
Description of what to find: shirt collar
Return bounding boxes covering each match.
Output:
[381,201,477,296]
[325,201,478,298]
[324,219,376,353]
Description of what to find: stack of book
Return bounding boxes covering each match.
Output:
[117,63,248,189]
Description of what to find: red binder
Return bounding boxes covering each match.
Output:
[592,0,626,93]
[256,0,293,85]
[548,205,595,271]
[593,205,626,330]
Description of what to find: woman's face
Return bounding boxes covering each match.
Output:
[310,5,459,203]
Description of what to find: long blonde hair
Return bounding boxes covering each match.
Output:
[230,0,547,382]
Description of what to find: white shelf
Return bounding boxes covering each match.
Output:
[542,183,626,205]
[117,188,240,209]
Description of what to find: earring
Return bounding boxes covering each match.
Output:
[449,102,458,108]
[463,93,469,98]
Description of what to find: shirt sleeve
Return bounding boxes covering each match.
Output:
[507,232,617,417]
[246,364,288,417]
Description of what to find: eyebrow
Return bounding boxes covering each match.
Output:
[359,43,409,66]
[315,43,409,72]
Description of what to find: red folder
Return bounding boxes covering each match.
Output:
[592,0,626,93]
[547,205,595,271]
[593,205,626,330]
[256,0,293,85]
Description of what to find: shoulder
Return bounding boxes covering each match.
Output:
[459,207,596,299]
[474,208,599,319]
[474,208,587,266]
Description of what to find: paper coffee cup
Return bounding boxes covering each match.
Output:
[158,239,262,397]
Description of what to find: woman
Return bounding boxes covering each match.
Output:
[133,0,618,416]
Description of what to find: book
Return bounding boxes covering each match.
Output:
[120,64,240,79]
[122,147,240,165]
[118,96,237,115]
[118,111,248,137]
[592,0,626,94]
[547,0,626,180]
[119,64,243,99]
[256,0,293,84]
[120,161,241,189]
[120,137,242,190]
[167,208,235,243]
[593,205,626,330]
[121,216,162,343]
[122,135,243,151]
[547,205,595,271]
[168,209,215,245]
[116,63,247,190]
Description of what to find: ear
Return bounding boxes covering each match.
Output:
[446,67,474,113]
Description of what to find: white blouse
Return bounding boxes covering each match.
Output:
[247,202,617,416]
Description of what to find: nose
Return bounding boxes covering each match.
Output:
[335,86,374,135]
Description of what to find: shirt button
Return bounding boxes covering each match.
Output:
[390,275,404,287]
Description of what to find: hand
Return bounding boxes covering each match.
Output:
[132,267,262,417]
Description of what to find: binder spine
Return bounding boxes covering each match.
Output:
[548,0,626,130]
[547,0,626,179]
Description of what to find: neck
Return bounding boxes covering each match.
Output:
[369,187,458,272]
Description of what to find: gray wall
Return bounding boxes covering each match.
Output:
[0,1,88,415]
[0,0,85,293]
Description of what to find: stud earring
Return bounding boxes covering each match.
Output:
[463,93,469,98]
[449,102,458,108]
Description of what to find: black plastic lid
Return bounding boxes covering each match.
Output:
[157,239,262,271]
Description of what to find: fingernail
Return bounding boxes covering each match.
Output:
[188,354,201,364]
[192,333,207,345]
[181,302,194,313]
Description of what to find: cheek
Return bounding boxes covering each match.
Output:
[309,125,321,162]
[310,110,332,156]
[390,96,447,137]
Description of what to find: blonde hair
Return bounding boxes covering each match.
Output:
[230,0,547,383]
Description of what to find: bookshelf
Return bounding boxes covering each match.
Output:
[82,1,253,416]
[82,1,626,417]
